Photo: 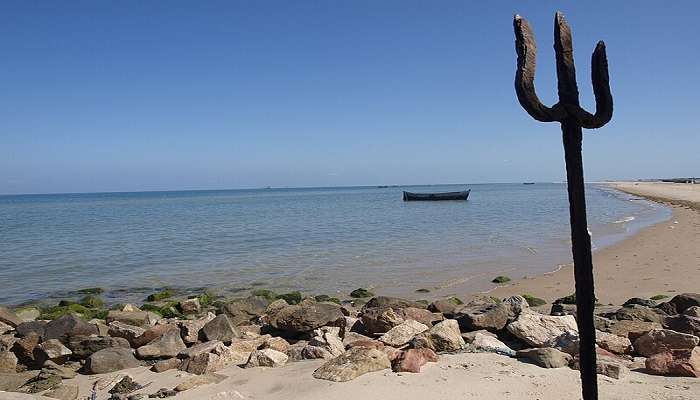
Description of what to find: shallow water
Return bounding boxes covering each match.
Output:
[0,183,670,305]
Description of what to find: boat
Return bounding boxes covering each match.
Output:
[402,189,470,201]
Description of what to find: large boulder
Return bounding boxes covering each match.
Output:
[456,303,509,332]
[613,305,666,323]
[411,319,465,352]
[178,312,215,345]
[0,306,22,328]
[35,339,72,365]
[107,321,146,346]
[132,324,180,348]
[392,348,438,373]
[136,331,187,359]
[84,348,140,374]
[663,315,700,337]
[43,314,98,343]
[645,347,700,377]
[201,314,240,343]
[668,293,700,314]
[66,336,131,360]
[244,349,288,368]
[180,344,249,375]
[223,296,270,326]
[379,320,429,347]
[269,303,344,335]
[467,332,515,356]
[605,320,662,341]
[428,300,460,317]
[105,311,160,328]
[15,321,47,339]
[595,330,632,355]
[362,297,427,311]
[177,340,223,359]
[312,347,391,382]
[633,329,700,357]
[307,326,344,358]
[360,307,405,334]
[507,312,578,348]
[516,348,572,368]
[10,335,40,366]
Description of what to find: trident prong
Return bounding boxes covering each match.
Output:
[513,12,614,400]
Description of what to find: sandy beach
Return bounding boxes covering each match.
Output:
[488,182,700,305]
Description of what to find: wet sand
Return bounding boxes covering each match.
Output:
[488,182,700,305]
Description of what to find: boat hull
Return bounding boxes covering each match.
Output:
[402,190,470,201]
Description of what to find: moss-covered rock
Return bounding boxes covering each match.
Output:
[39,303,104,320]
[146,289,173,302]
[491,276,511,284]
[650,294,669,301]
[76,287,104,294]
[448,296,464,305]
[522,294,547,307]
[80,295,104,309]
[278,291,302,305]
[415,288,431,293]
[349,288,374,298]
[250,289,278,301]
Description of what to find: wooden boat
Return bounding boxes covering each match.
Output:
[402,189,470,201]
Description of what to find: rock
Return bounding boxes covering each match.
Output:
[223,296,270,326]
[19,374,62,393]
[178,340,223,359]
[174,373,227,392]
[265,299,289,316]
[0,335,17,352]
[44,314,98,343]
[623,298,656,308]
[468,332,515,356]
[362,296,427,310]
[0,371,38,392]
[550,302,576,316]
[507,312,578,347]
[41,360,77,379]
[517,348,572,368]
[178,312,215,345]
[152,358,181,372]
[0,321,13,335]
[201,314,240,343]
[312,347,391,382]
[663,315,700,337]
[595,330,632,355]
[136,332,187,359]
[461,329,497,343]
[428,299,460,317]
[614,304,666,323]
[108,321,146,346]
[572,357,629,379]
[456,303,509,332]
[503,295,530,321]
[16,321,47,339]
[105,311,160,328]
[633,328,699,356]
[668,293,700,314]
[36,339,72,364]
[133,324,180,348]
[179,298,201,315]
[685,306,700,318]
[0,306,22,327]
[605,320,662,341]
[379,320,429,347]
[262,336,289,354]
[15,308,40,322]
[245,348,288,368]
[89,320,109,336]
[392,348,438,372]
[11,334,40,366]
[44,383,79,400]
[343,332,373,346]
[180,344,248,374]
[270,302,345,335]
[66,336,131,359]
[645,347,700,377]
[308,326,345,357]
[109,376,140,395]
[361,307,405,334]
[84,348,140,374]
[399,307,443,327]
[301,345,334,360]
[0,351,18,373]
[229,336,268,353]
[411,319,465,352]
[150,388,177,398]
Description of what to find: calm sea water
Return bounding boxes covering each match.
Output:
[0,184,670,305]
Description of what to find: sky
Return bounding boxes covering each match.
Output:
[1,1,699,194]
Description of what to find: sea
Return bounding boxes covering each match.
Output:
[0,183,671,306]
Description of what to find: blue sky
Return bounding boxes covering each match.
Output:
[1,1,698,194]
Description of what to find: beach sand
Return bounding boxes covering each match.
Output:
[488,182,700,306]
[5,182,700,400]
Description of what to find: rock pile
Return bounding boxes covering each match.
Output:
[0,291,698,398]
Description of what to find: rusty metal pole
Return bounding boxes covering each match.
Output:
[513,12,613,400]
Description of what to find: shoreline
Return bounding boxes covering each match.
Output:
[487,182,700,305]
